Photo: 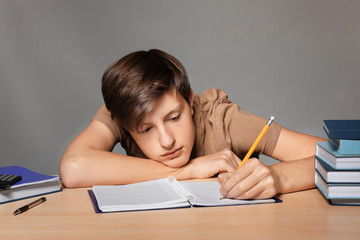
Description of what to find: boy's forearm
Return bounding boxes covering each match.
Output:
[269,156,316,194]
[59,148,189,188]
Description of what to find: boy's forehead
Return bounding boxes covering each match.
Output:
[142,89,185,122]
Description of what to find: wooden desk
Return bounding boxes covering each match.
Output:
[1,187,359,240]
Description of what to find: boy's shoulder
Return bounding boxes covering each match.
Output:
[194,88,231,107]
[193,88,238,121]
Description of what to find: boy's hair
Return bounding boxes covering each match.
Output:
[101,49,191,131]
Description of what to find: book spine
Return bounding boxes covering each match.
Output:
[316,143,336,169]
[315,158,328,182]
[167,176,196,204]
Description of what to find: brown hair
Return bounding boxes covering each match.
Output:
[101,49,191,131]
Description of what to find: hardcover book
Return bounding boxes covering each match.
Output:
[324,119,360,140]
[315,171,360,199]
[316,141,360,170]
[315,157,360,183]
[327,138,360,155]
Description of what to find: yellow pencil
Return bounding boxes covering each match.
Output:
[220,116,275,199]
[236,116,275,170]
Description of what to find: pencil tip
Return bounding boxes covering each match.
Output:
[13,210,20,216]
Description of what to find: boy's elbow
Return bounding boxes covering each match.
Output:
[59,154,86,188]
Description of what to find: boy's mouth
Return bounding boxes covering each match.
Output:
[162,147,183,159]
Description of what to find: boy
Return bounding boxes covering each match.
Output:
[59,49,325,199]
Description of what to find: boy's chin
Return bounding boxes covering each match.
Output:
[162,157,190,168]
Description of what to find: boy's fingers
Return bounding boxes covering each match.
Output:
[217,172,230,184]
[219,166,252,197]
[225,174,262,199]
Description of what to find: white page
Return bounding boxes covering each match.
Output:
[180,181,222,203]
[180,181,275,206]
[93,178,190,212]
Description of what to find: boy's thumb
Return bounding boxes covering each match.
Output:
[217,172,230,183]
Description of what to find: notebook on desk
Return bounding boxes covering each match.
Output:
[0,166,61,204]
[88,176,281,213]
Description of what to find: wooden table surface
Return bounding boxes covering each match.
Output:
[1,187,360,240]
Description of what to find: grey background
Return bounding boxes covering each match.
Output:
[1,0,359,175]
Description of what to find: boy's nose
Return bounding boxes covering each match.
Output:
[159,128,175,150]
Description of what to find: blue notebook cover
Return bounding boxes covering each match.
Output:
[0,166,59,187]
[324,120,360,140]
[0,166,61,204]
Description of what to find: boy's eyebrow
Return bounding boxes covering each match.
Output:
[141,102,184,127]
[163,102,184,119]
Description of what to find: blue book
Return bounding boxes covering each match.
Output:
[315,157,360,183]
[324,119,360,140]
[316,141,360,170]
[0,166,62,204]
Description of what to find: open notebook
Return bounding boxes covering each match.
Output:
[88,176,281,213]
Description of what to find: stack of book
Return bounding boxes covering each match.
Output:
[0,166,62,204]
[315,120,360,206]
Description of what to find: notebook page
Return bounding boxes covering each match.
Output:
[180,181,275,206]
[93,178,190,212]
[180,181,221,203]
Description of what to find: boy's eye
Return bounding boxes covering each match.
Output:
[170,114,181,121]
[141,127,152,134]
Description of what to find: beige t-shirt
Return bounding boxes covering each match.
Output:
[93,88,282,159]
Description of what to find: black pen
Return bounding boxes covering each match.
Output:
[13,197,47,216]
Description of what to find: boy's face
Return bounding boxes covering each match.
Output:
[129,88,195,168]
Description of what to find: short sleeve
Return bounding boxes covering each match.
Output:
[192,89,282,159]
[92,104,121,141]
[224,106,282,157]
[92,104,147,158]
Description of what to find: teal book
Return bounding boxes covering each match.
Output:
[323,119,360,140]
[0,166,62,204]
[316,141,360,170]
[327,138,360,155]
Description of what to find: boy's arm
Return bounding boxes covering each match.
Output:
[59,120,236,188]
[218,128,326,199]
[268,127,327,193]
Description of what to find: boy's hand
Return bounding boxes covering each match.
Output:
[218,158,280,199]
[183,148,241,179]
